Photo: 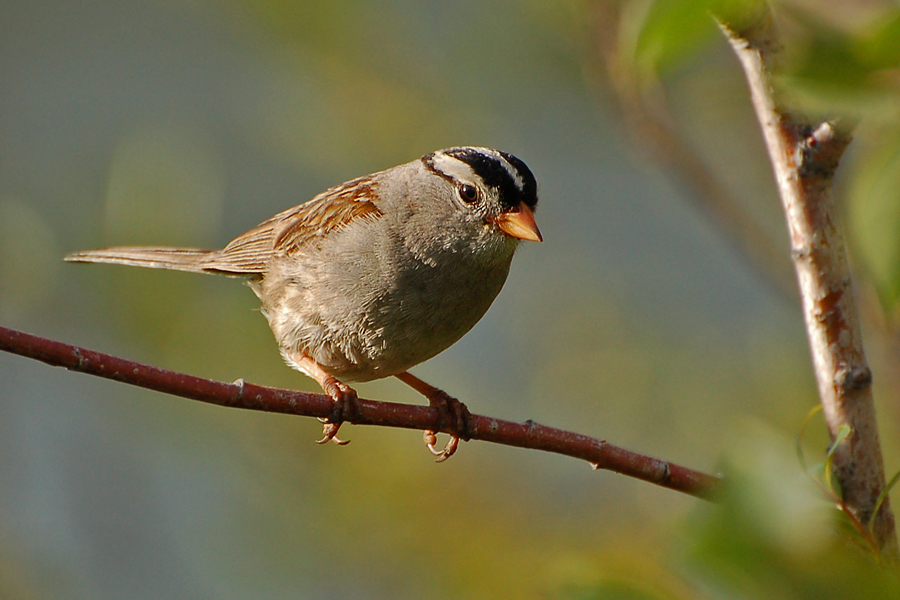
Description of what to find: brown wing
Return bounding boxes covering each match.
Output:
[202,175,383,274]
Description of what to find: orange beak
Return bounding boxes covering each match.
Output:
[491,202,543,242]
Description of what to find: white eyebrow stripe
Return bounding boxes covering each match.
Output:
[431,152,480,183]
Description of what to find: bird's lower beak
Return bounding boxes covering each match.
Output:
[491,202,543,242]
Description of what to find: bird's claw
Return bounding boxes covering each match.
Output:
[424,430,460,463]
[317,421,350,446]
[423,390,470,462]
[315,381,358,446]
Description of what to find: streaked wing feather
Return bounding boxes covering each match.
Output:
[209,176,383,273]
[274,176,382,254]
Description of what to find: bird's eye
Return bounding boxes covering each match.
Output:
[457,183,478,203]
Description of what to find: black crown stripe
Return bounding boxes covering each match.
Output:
[443,148,537,211]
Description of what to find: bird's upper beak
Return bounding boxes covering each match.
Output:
[491,202,543,242]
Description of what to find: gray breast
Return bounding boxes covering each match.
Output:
[259,215,516,382]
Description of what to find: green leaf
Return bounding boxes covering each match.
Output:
[870,469,900,536]
[634,0,720,75]
[795,404,823,474]
[634,0,767,76]
[780,9,900,119]
[823,424,851,495]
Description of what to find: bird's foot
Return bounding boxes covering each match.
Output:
[394,371,471,462]
[285,351,359,447]
[315,379,358,446]
[422,388,471,463]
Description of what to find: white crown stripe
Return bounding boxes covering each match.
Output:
[478,147,525,192]
[433,147,526,193]
[500,157,525,192]
[430,152,480,183]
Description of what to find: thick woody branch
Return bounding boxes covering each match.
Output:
[719,5,898,556]
[0,325,720,500]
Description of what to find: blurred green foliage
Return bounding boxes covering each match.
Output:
[635,0,736,75]
[681,441,899,600]
[631,0,900,319]
[559,424,900,600]
[3,0,900,599]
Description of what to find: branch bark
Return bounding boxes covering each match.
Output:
[720,5,898,557]
[0,325,720,501]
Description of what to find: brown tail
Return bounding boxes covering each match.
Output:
[64,247,217,274]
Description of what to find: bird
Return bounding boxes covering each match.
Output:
[66,146,542,460]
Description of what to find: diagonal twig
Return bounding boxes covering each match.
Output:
[0,325,720,500]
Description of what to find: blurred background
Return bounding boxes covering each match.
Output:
[1,0,899,598]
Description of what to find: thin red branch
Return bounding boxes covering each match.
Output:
[0,325,719,500]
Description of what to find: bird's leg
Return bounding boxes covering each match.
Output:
[395,371,471,462]
[286,353,358,445]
